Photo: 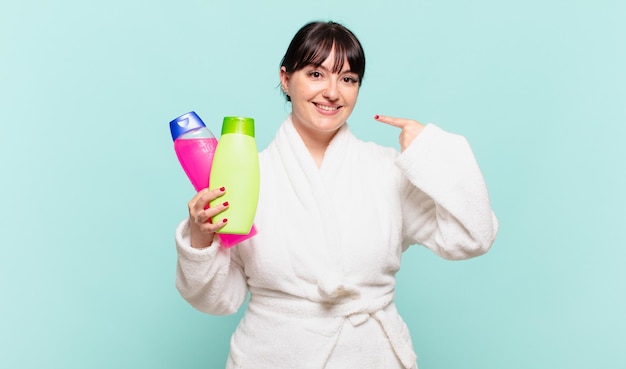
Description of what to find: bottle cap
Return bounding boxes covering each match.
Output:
[222,116,255,137]
[169,111,207,141]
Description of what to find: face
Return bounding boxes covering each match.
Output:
[280,49,360,141]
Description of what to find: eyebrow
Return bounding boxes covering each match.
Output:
[309,64,355,74]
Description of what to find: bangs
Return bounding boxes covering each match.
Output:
[283,21,365,82]
[297,39,348,74]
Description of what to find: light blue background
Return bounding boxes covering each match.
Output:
[1,0,624,368]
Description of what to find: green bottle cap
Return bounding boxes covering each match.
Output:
[221,116,255,137]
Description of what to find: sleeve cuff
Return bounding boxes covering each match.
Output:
[175,218,223,262]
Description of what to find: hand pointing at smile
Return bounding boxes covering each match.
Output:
[374,114,425,152]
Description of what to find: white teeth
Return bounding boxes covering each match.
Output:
[315,104,338,111]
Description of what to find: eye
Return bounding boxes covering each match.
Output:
[342,75,359,84]
[308,70,323,79]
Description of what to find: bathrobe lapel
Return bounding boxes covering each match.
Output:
[272,117,357,301]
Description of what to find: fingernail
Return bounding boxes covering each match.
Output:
[220,187,225,192]
[223,201,229,207]
[374,114,380,120]
[222,218,228,223]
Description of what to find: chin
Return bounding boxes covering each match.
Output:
[316,122,345,133]
[318,116,348,129]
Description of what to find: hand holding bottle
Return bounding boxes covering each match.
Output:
[170,112,259,248]
[187,186,229,248]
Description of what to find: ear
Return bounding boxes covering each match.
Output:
[279,66,289,94]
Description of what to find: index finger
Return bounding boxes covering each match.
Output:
[189,186,226,210]
[373,114,414,128]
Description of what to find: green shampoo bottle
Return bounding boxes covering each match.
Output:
[209,116,260,235]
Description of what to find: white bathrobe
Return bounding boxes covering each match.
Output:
[175,116,499,369]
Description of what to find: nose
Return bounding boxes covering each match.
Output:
[322,79,339,101]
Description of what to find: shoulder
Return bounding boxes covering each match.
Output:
[258,144,274,162]
[351,133,399,164]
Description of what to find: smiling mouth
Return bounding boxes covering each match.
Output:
[314,103,341,112]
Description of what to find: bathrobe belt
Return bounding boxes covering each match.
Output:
[249,293,417,368]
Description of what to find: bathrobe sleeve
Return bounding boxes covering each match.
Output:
[396,123,499,260]
[175,219,248,315]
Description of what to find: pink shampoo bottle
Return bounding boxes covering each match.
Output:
[170,111,258,247]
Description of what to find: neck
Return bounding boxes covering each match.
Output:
[292,124,339,168]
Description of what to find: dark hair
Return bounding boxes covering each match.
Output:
[280,21,366,101]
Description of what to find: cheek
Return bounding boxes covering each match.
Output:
[343,88,359,105]
[297,87,323,104]
[288,82,308,99]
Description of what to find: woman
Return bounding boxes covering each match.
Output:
[175,21,498,369]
